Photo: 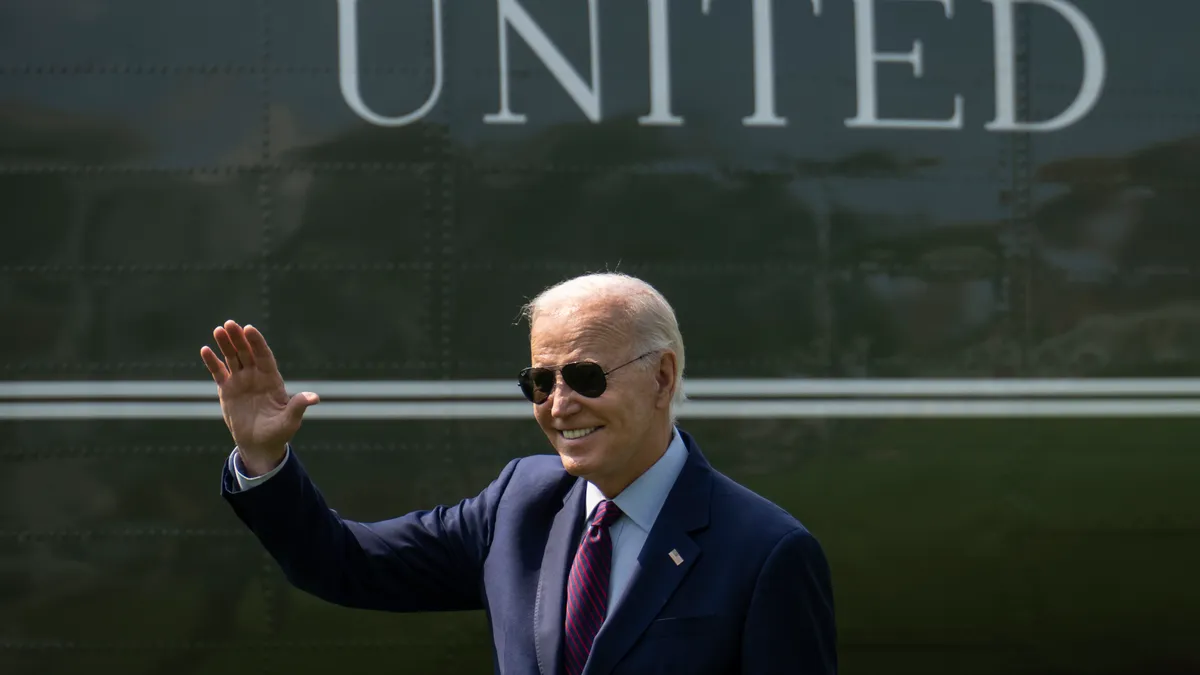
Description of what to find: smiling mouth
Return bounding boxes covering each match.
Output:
[561,426,601,440]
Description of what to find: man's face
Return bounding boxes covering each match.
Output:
[528,300,672,492]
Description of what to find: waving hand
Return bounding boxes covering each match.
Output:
[200,320,319,476]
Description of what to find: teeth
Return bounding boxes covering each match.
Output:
[562,427,598,440]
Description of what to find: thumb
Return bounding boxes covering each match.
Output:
[285,391,320,422]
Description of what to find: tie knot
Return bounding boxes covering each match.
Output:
[591,499,623,529]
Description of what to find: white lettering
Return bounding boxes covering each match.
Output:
[639,0,683,126]
[337,0,1105,133]
[337,0,444,127]
[484,0,602,124]
[984,0,1105,131]
[845,0,964,130]
[702,0,824,128]
[742,0,785,126]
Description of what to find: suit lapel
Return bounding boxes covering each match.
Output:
[535,476,587,675]
[582,436,714,675]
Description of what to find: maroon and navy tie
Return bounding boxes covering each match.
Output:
[564,499,623,675]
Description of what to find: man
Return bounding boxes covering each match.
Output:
[204,272,836,674]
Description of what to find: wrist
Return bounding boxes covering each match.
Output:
[237,445,287,477]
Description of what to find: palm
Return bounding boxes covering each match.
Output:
[219,366,291,449]
[200,321,319,459]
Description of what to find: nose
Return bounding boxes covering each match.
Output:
[548,375,581,418]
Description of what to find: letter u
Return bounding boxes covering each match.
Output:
[337,0,445,126]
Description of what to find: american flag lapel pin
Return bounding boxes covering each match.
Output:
[668,549,683,565]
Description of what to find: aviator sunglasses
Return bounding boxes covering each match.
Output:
[518,351,656,404]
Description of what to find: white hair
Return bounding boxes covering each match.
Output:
[519,272,687,418]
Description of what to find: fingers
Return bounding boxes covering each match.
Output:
[213,326,241,372]
[209,320,277,381]
[200,346,229,385]
[244,325,278,372]
[224,320,257,370]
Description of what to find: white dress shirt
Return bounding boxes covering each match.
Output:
[580,429,687,614]
[226,427,689,617]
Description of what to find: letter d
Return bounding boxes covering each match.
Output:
[985,0,1106,132]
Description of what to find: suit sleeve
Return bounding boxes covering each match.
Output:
[220,445,519,613]
[741,527,838,674]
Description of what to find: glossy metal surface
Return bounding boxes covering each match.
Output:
[2,0,1198,673]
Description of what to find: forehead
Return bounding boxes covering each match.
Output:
[529,303,629,365]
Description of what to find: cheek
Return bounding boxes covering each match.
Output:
[601,397,648,429]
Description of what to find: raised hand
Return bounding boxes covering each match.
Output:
[200,320,319,476]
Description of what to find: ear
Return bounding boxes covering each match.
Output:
[653,351,678,409]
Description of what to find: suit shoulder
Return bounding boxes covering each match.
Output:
[509,453,568,481]
[500,453,575,502]
[708,469,814,545]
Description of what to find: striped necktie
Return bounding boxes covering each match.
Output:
[564,499,623,675]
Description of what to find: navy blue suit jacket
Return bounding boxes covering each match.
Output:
[221,429,837,674]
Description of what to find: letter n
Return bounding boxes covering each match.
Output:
[485,0,602,124]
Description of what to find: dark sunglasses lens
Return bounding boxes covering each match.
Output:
[519,368,555,403]
[562,362,607,398]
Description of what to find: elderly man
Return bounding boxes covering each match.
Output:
[204,272,836,675]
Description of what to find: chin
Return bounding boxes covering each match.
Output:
[553,436,606,475]
[558,457,587,477]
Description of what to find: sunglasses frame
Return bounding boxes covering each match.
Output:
[518,351,657,404]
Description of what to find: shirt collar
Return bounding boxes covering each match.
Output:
[585,427,689,533]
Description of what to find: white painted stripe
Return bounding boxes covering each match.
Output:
[0,380,516,399]
[685,378,1200,397]
[3,399,1200,420]
[5,378,1200,400]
